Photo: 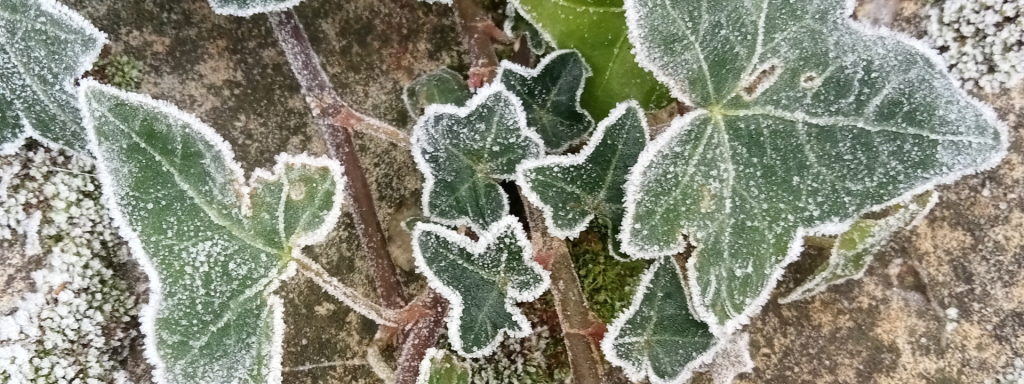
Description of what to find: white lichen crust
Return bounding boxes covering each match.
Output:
[926,0,1024,93]
[0,144,138,384]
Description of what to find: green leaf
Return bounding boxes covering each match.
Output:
[403,67,471,119]
[781,191,937,303]
[412,216,550,357]
[601,256,717,384]
[620,0,1008,334]
[416,348,471,384]
[518,101,647,257]
[497,50,595,152]
[207,0,302,17]
[81,81,345,384]
[509,0,671,119]
[0,0,105,154]
[412,84,544,230]
[504,5,548,55]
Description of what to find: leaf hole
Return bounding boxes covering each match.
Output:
[800,72,823,89]
[739,63,782,101]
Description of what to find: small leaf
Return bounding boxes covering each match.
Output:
[518,101,648,257]
[403,67,471,119]
[504,5,548,55]
[412,83,544,230]
[508,0,671,119]
[780,191,937,303]
[497,50,595,152]
[412,216,550,358]
[0,0,105,154]
[620,0,1008,334]
[601,256,717,384]
[81,81,345,384]
[416,348,471,384]
[207,0,303,17]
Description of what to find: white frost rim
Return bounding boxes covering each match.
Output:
[410,82,544,230]
[601,256,727,384]
[0,0,107,157]
[207,0,305,17]
[410,215,551,358]
[495,49,595,153]
[516,100,648,246]
[80,80,347,384]
[618,0,1010,337]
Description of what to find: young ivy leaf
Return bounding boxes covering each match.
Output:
[412,83,544,230]
[81,81,345,384]
[503,5,547,55]
[620,0,1009,334]
[207,0,303,17]
[601,256,718,384]
[517,101,648,258]
[780,191,938,303]
[412,216,550,358]
[403,67,471,119]
[415,348,471,384]
[497,50,595,152]
[0,0,105,155]
[508,0,671,119]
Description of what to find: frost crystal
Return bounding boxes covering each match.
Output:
[411,84,543,230]
[926,0,1024,93]
[517,101,648,257]
[0,0,106,155]
[620,0,1008,335]
[206,0,304,17]
[80,81,345,384]
[0,144,138,384]
[412,217,550,358]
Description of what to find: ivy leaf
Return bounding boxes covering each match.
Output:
[207,0,303,17]
[601,256,718,384]
[517,101,647,257]
[497,50,595,152]
[0,0,105,155]
[504,4,548,55]
[81,81,345,384]
[412,83,544,230]
[619,0,1008,334]
[508,0,671,119]
[403,67,471,119]
[780,191,937,303]
[412,216,550,357]
[416,348,471,384]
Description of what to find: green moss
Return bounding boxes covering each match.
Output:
[568,225,649,323]
[96,54,144,91]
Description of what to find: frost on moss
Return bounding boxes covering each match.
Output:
[0,143,139,384]
[926,0,1024,92]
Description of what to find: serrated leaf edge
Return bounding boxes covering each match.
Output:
[410,216,551,358]
[207,0,304,17]
[778,191,939,304]
[495,49,595,153]
[619,0,1010,337]
[0,0,107,156]
[516,100,648,248]
[600,256,725,384]
[401,67,466,119]
[415,347,444,384]
[80,80,346,384]
[411,82,545,229]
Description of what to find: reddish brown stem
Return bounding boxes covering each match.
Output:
[268,10,407,311]
[452,0,510,88]
[393,291,448,384]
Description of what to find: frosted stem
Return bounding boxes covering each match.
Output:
[392,290,447,384]
[452,0,510,88]
[293,255,399,326]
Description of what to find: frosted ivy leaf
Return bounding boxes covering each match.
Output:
[497,50,594,152]
[80,80,345,384]
[620,0,1009,334]
[601,256,718,384]
[403,67,471,119]
[412,216,550,358]
[517,101,647,257]
[503,5,547,55]
[780,191,937,303]
[207,0,303,17]
[415,348,471,384]
[0,0,105,155]
[412,83,544,230]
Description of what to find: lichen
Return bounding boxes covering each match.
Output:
[0,143,139,384]
[926,0,1024,92]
